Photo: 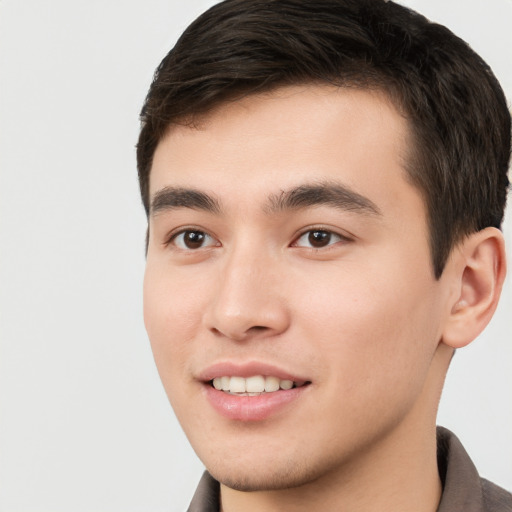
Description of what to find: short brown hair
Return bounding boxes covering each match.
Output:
[137,0,510,277]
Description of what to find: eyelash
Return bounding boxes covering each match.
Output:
[291,227,351,250]
[165,226,351,251]
[166,228,218,250]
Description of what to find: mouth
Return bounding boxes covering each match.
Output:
[201,364,311,421]
[210,375,310,396]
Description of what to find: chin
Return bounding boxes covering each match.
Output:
[208,458,324,492]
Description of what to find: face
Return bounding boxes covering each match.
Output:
[144,86,452,491]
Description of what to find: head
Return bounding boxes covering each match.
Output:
[138,0,510,279]
[138,0,510,497]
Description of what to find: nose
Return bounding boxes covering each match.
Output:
[203,247,290,341]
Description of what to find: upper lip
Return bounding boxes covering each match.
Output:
[198,361,310,384]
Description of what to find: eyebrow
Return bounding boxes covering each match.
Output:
[150,186,221,215]
[267,181,382,216]
[150,181,381,218]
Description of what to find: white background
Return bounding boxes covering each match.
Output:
[0,1,510,511]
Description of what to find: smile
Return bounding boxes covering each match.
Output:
[211,375,306,395]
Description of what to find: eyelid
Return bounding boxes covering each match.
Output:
[164,226,220,249]
[291,226,353,248]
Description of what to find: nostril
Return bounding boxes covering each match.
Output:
[246,325,271,336]
[209,324,269,341]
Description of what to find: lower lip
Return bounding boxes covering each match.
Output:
[203,384,308,422]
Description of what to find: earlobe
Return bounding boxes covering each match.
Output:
[442,227,507,349]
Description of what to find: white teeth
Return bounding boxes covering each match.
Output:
[246,375,265,393]
[211,375,300,394]
[221,376,230,391]
[229,376,246,393]
[280,379,293,390]
[264,376,280,392]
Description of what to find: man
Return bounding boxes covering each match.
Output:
[137,0,511,510]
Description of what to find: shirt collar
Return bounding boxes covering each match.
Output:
[436,426,484,512]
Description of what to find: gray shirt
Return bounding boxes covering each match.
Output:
[187,427,512,511]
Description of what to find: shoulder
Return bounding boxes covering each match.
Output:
[436,427,512,512]
[481,478,512,512]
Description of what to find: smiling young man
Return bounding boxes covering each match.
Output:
[136,1,511,511]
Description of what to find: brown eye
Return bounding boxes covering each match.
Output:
[294,229,345,249]
[308,230,332,247]
[173,230,216,250]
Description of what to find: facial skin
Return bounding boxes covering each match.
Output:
[144,86,478,511]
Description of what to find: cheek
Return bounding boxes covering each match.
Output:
[142,265,210,428]
[292,273,441,448]
[143,265,203,373]
[295,263,439,390]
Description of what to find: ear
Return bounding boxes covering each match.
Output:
[442,227,507,349]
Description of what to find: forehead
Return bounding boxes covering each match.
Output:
[150,85,418,218]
